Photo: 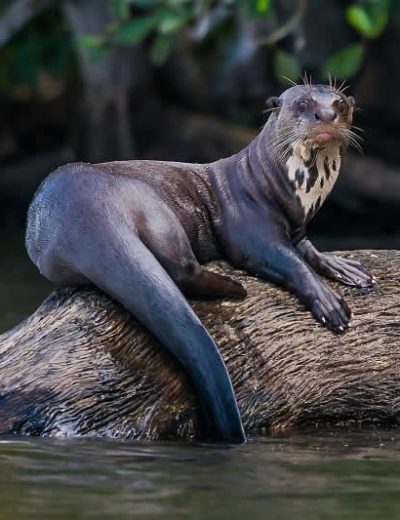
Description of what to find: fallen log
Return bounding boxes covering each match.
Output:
[1,250,399,441]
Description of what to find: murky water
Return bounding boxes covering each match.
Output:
[1,230,400,519]
[1,432,400,520]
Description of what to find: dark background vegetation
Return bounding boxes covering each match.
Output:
[1,0,400,249]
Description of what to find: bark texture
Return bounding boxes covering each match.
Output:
[1,250,399,441]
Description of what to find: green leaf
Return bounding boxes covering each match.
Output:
[322,43,364,80]
[274,50,300,83]
[158,9,191,34]
[112,0,130,19]
[150,33,173,65]
[79,35,105,48]
[113,15,159,45]
[256,0,270,14]
[346,4,388,39]
[242,0,271,17]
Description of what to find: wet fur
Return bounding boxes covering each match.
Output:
[25,83,373,443]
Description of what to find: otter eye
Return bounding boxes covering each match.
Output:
[337,99,347,113]
[298,100,309,113]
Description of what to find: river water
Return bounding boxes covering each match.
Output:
[1,230,400,519]
[1,431,400,520]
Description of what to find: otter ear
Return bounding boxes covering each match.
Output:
[347,96,355,107]
[266,96,281,110]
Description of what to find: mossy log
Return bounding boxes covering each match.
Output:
[1,250,400,441]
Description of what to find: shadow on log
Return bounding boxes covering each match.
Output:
[1,250,399,441]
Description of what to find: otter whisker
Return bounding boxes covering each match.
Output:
[274,128,305,148]
[271,128,296,145]
[273,133,300,153]
[281,76,299,88]
[302,72,313,90]
[328,72,332,89]
[336,80,350,95]
[274,134,304,164]
[262,106,280,115]
[346,127,364,142]
[344,129,363,154]
[348,141,363,154]
[302,71,309,86]
[347,134,363,148]
[351,125,365,134]
[328,72,337,91]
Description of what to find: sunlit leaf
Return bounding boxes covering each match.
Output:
[158,9,191,34]
[256,0,270,14]
[322,43,364,79]
[242,0,272,17]
[274,50,300,83]
[346,4,388,39]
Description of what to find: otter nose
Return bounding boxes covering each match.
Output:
[314,108,337,122]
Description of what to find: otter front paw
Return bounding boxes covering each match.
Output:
[303,281,351,333]
[317,254,376,288]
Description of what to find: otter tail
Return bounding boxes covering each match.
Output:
[55,213,246,443]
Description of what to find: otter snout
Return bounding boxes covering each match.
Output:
[314,108,337,123]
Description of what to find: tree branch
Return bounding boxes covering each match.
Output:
[0,251,399,440]
[256,0,306,46]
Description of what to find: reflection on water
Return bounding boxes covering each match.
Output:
[2,229,400,519]
[1,431,400,520]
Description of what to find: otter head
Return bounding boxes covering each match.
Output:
[266,83,359,162]
[265,82,360,219]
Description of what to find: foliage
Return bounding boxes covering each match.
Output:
[322,44,364,81]
[0,6,74,99]
[86,0,394,78]
[0,0,396,100]
[346,0,389,39]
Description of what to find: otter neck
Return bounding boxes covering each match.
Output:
[203,119,342,233]
[285,141,342,222]
[221,119,342,225]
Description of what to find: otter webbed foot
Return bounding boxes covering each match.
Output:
[231,232,351,333]
[297,239,376,288]
[301,278,351,333]
[312,253,375,288]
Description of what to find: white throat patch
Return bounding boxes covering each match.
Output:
[286,143,341,219]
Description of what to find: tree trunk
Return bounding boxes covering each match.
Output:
[62,0,140,161]
[0,0,52,47]
[1,250,400,441]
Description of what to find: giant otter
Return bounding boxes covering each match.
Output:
[25,82,374,443]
